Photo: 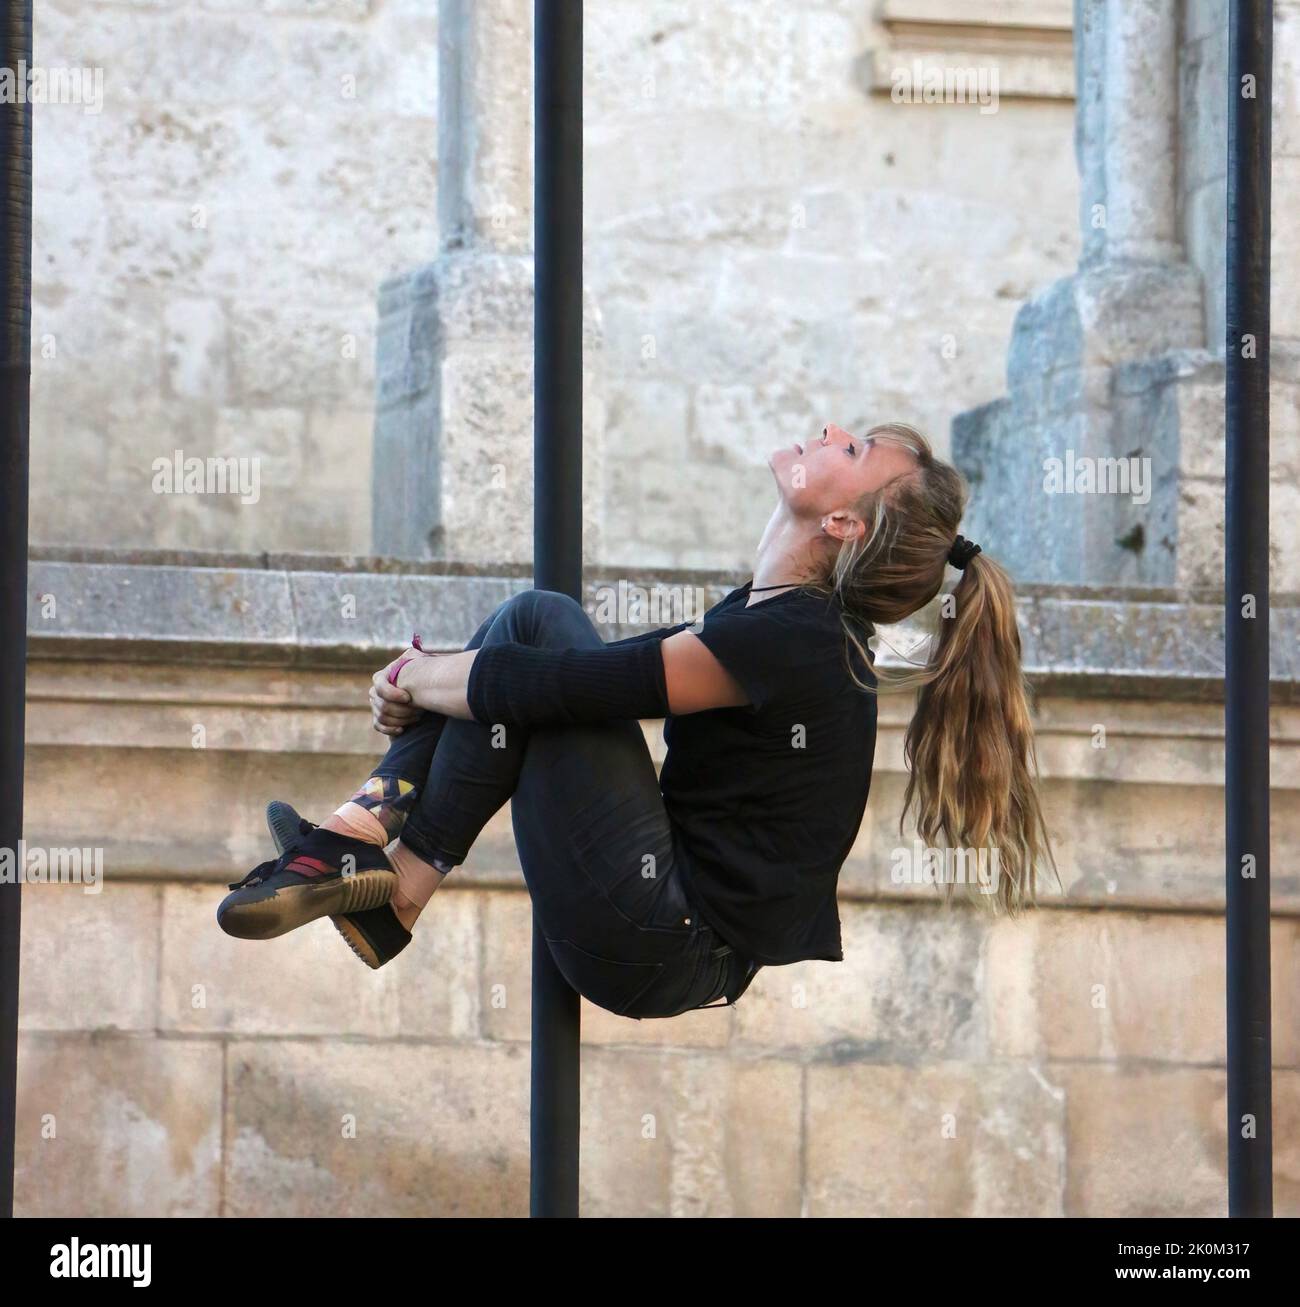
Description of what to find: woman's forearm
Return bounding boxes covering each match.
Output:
[444,640,670,728]
[397,649,478,719]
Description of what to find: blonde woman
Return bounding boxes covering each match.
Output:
[218,423,1054,1019]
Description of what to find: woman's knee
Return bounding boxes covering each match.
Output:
[499,589,592,644]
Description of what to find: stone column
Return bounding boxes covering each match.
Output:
[373,0,605,564]
[1078,0,1182,266]
[953,0,1211,587]
[437,0,533,255]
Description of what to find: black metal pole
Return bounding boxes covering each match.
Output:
[531,0,582,1218]
[0,0,32,1221]
[1225,0,1273,1219]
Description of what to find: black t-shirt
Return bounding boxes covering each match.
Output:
[657,583,877,966]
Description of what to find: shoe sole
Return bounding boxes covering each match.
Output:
[265,801,385,967]
[218,866,395,940]
[330,915,384,969]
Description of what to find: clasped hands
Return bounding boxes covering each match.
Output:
[370,644,477,735]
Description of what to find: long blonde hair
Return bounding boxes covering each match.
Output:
[807,422,1057,914]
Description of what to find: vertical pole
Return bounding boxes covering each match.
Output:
[531,0,582,1218]
[0,0,33,1220]
[1225,0,1273,1218]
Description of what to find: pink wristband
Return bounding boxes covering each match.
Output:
[387,656,416,688]
[386,634,426,688]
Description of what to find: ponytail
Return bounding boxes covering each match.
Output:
[813,422,1056,914]
[900,552,1057,914]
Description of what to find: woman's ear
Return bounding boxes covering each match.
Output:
[820,510,866,543]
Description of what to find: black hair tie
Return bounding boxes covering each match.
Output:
[948,534,982,570]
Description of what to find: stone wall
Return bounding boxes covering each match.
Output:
[954,0,1300,594]
[29,0,1079,569]
[31,0,441,556]
[585,0,1080,572]
[12,555,1300,1216]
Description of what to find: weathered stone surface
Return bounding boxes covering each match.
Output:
[27,556,1300,695]
[15,1034,224,1216]
[579,1047,803,1217]
[734,902,987,1058]
[437,0,533,255]
[372,253,607,563]
[19,883,161,1033]
[1056,1063,1226,1216]
[30,0,437,557]
[805,1061,1066,1216]
[956,264,1206,587]
[223,1039,529,1216]
[13,623,1300,1217]
[949,0,1300,594]
[985,910,1226,1065]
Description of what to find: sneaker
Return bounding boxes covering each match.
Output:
[265,799,316,859]
[217,826,395,940]
[264,800,413,970]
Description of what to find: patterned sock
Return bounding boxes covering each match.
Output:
[388,839,451,915]
[322,775,418,846]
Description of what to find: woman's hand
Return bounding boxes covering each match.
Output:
[370,646,428,737]
[371,645,479,729]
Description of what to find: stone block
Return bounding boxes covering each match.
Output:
[691,381,830,467]
[371,252,606,562]
[437,0,533,253]
[223,1038,529,1216]
[214,406,310,493]
[1175,477,1227,590]
[227,299,376,409]
[604,380,692,462]
[579,1047,803,1217]
[103,196,216,292]
[18,883,161,1033]
[286,569,527,658]
[1271,156,1300,341]
[1269,476,1300,593]
[1276,2,1300,159]
[986,911,1300,1067]
[734,902,987,1058]
[1056,1063,1226,1216]
[1179,14,1229,194]
[805,1060,1066,1216]
[15,1033,223,1216]
[95,106,250,202]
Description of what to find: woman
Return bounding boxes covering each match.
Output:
[217,423,1055,1020]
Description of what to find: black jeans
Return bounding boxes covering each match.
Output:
[371,589,760,1020]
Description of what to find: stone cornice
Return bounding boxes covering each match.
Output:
[24,549,1300,702]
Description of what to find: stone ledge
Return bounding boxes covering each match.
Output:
[25,553,1300,702]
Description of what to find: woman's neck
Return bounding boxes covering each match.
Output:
[750,502,824,595]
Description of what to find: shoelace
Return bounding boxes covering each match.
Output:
[227,825,317,890]
[227,858,280,892]
[228,816,326,890]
